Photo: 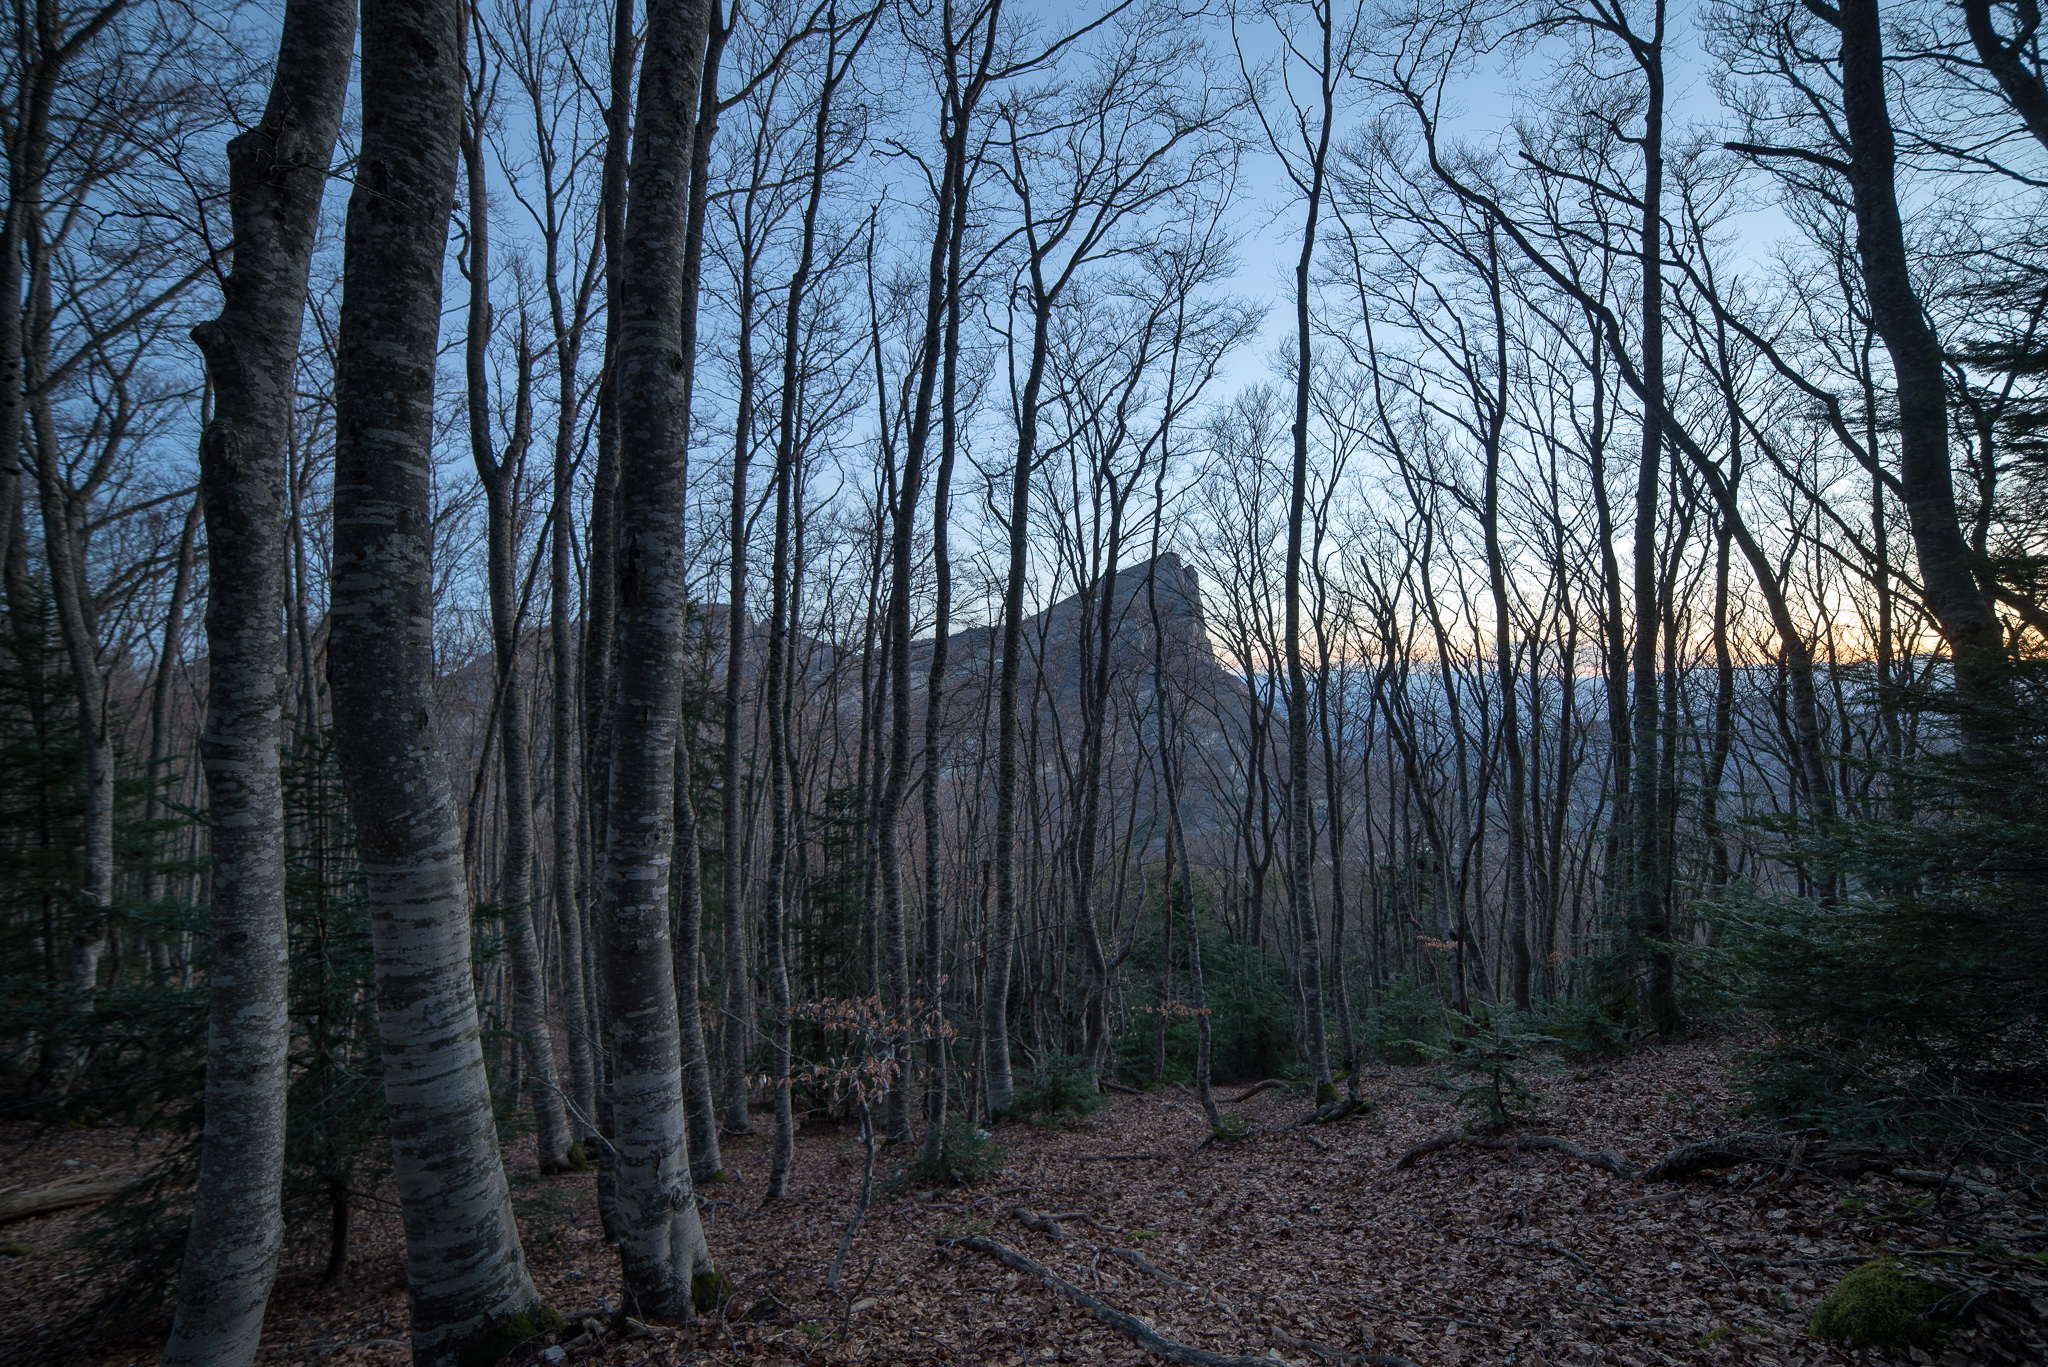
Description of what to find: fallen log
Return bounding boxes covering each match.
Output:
[1640,1132,1889,1183]
[953,1234,1417,1367]
[0,1175,140,1225]
[1394,1132,1641,1179]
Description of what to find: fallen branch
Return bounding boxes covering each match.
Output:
[1394,1132,1640,1179]
[1469,1235,1624,1304]
[954,1234,1415,1367]
[1893,1168,2009,1203]
[0,1176,144,1225]
[1359,1300,1493,1332]
[1102,1080,1143,1096]
[1012,1205,1187,1290]
[1221,1080,1287,1104]
[1066,1152,1171,1162]
[1106,1245,1189,1290]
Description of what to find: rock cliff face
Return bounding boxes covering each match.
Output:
[437,552,1230,849]
[927,551,1217,708]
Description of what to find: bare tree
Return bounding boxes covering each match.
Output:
[163,0,353,1360]
[598,0,721,1319]
[328,0,547,1357]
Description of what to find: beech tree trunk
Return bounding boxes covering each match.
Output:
[328,0,547,1359]
[163,1,353,1361]
[598,0,719,1319]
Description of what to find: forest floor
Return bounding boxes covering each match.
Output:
[5,1036,2042,1367]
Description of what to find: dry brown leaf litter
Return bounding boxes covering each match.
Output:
[4,1038,2040,1367]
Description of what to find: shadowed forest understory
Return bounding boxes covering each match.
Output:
[8,1042,2045,1367]
[2,0,2046,1364]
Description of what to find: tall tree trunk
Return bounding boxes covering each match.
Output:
[581,0,637,1242]
[27,380,113,1072]
[1629,0,1677,1035]
[1283,0,1334,1092]
[548,235,597,1146]
[462,89,573,1174]
[1473,228,1531,1011]
[163,1,353,1360]
[921,0,996,1162]
[987,282,1054,1119]
[765,8,871,1190]
[599,0,719,1319]
[717,254,756,1141]
[144,495,201,917]
[678,2,730,1183]
[328,0,547,1359]
[1835,0,2001,682]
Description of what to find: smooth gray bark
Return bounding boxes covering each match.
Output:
[329,0,546,1358]
[163,1,354,1360]
[599,0,719,1320]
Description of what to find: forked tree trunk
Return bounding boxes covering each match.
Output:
[461,92,573,1174]
[163,1,354,1361]
[599,0,719,1320]
[328,0,547,1359]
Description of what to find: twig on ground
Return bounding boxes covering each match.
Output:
[1358,1300,1493,1332]
[1108,1245,1190,1290]
[1394,1132,1640,1179]
[1894,1168,2008,1203]
[1468,1234,1625,1304]
[1222,1080,1287,1104]
[1271,1321,1425,1364]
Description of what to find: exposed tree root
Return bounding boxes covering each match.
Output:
[952,1234,1417,1367]
[1009,1205,1075,1243]
[1291,1096,1369,1128]
[1394,1132,1640,1179]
